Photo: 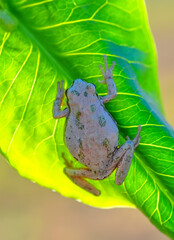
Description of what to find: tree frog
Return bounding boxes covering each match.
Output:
[53,55,141,196]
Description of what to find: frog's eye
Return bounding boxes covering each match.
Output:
[86,83,96,94]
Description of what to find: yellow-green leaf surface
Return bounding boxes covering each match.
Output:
[0,0,174,238]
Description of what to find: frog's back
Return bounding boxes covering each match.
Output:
[65,102,118,169]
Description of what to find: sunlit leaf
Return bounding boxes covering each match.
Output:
[0,0,174,238]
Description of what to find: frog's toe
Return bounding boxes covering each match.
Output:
[132,125,141,148]
[134,136,141,149]
[110,61,116,71]
[126,136,130,140]
[99,64,105,76]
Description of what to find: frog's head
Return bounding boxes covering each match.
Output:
[66,79,97,106]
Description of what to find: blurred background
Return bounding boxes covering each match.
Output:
[0,0,173,239]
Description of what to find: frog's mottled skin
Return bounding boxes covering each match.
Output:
[53,55,141,196]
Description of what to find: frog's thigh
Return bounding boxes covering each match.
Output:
[64,168,100,196]
[114,140,134,185]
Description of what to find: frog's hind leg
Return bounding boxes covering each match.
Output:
[114,125,141,185]
[64,167,100,196]
[62,154,100,196]
[114,141,134,185]
[65,173,100,196]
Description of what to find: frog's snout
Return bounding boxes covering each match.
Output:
[73,79,83,86]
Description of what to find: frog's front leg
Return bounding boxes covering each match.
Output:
[53,80,69,119]
[98,55,117,104]
[114,125,141,185]
[64,168,101,196]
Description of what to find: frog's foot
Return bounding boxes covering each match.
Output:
[126,125,141,149]
[133,125,141,148]
[64,167,101,196]
[56,80,65,101]
[98,55,115,84]
[62,153,74,168]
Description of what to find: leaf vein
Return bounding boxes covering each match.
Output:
[64,52,149,67]
[0,32,11,56]
[36,18,142,32]
[139,143,174,152]
[7,50,40,153]
[19,0,53,9]
[0,45,33,106]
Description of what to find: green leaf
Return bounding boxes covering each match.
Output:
[0,0,174,238]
